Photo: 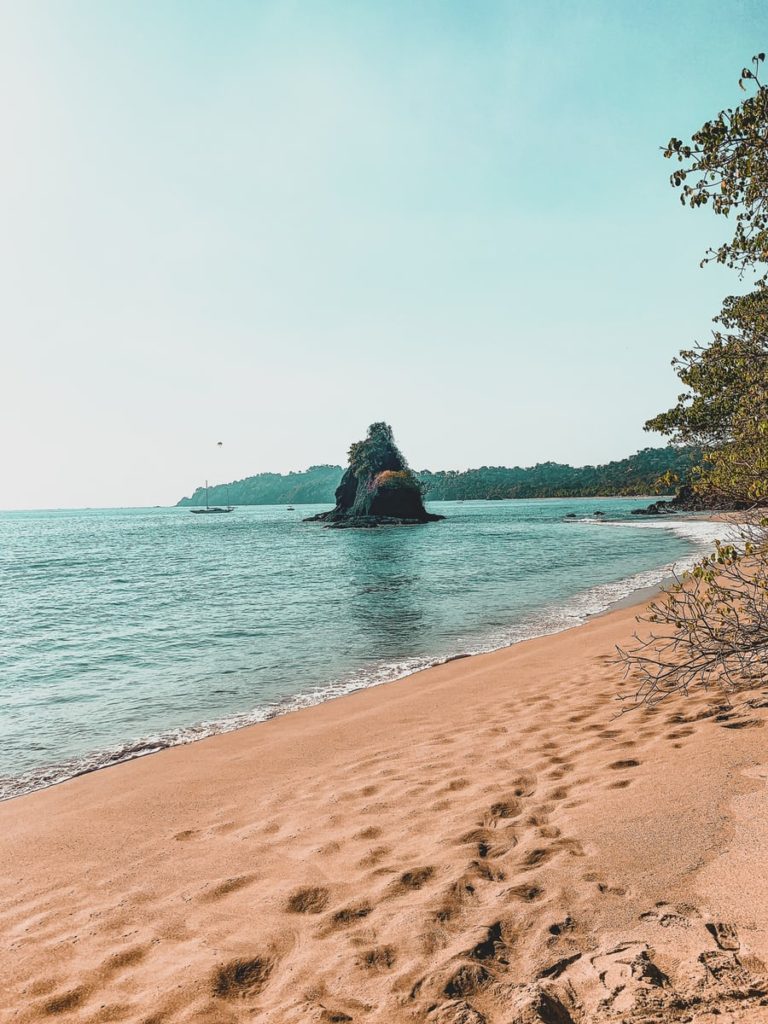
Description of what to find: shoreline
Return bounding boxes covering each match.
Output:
[2,585,767,1022]
[1,495,677,514]
[1,516,723,804]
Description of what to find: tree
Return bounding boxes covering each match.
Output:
[645,289,768,502]
[646,292,768,447]
[621,59,768,707]
[664,53,768,279]
[348,422,404,478]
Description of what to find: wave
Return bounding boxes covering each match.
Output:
[0,518,721,803]
[571,515,734,546]
[600,517,732,543]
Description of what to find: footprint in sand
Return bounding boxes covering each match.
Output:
[666,711,692,725]
[41,986,89,1015]
[706,921,740,950]
[465,920,512,966]
[319,1011,353,1024]
[100,946,147,976]
[173,828,198,842]
[582,871,625,896]
[28,978,60,999]
[482,798,522,826]
[442,961,491,998]
[459,828,497,860]
[538,825,562,839]
[591,941,668,1001]
[548,914,574,935]
[199,874,257,903]
[640,903,693,928]
[547,785,570,801]
[329,903,373,929]
[505,880,548,905]
[318,840,343,856]
[666,727,695,740]
[521,847,555,870]
[353,825,382,840]
[537,951,582,978]
[358,944,397,971]
[358,845,390,868]
[387,866,436,897]
[596,881,627,896]
[210,820,239,835]
[444,777,471,792]
[468,858,505,883]
[567,712,590,724]
[285,887,330,914]
[432,874,480,923]
[212,955,274,998]
[511,773,538,797]
[699,948,762,990]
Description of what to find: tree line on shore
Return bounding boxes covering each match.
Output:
[176,445,698,507]
[620,54,768,707]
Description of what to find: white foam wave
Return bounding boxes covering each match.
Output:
[598,517,733,545]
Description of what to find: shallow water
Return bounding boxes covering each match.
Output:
[0,499,725,798]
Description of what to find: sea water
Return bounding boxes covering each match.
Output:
[0,499,726,799]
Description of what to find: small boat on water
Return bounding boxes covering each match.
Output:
[287,506,295,511]
[190,479,234,515]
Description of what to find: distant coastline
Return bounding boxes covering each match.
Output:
[177,444,698,507]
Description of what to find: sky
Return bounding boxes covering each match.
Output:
[1,0,766,509]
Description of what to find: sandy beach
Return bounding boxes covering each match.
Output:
[2,596,768,1024]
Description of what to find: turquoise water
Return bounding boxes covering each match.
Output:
[0,499,721,799]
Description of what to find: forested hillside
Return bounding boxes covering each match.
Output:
[420,446,697,500]
[177,465,342,507]
[177,446,698,506]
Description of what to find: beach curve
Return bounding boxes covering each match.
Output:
[1,587,767,1022]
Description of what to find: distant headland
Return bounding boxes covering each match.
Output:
[176,444,699,508]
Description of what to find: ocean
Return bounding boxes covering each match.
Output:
[0,498,724,800]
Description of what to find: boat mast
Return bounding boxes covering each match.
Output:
[205,479,209,509]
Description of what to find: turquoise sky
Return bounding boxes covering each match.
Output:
[1,0,765,508]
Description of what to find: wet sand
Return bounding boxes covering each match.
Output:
[2,597,767,1023]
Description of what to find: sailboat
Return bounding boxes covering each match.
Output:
[190,479,234,514]
[190,442,235,514]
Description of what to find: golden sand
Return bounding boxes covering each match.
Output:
[2,600,768,1023]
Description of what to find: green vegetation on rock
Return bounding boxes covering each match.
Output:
[305,422,441,527]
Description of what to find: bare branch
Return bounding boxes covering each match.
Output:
[616,515,768,709]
